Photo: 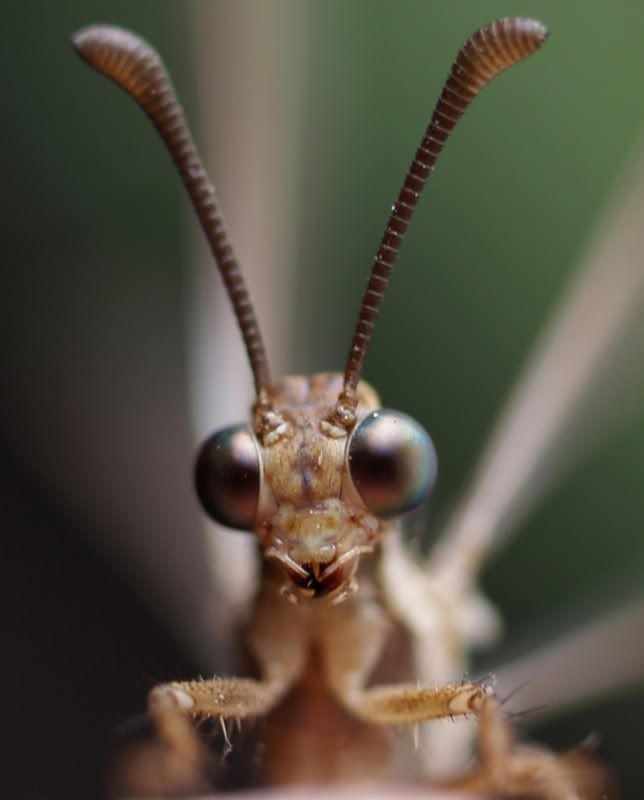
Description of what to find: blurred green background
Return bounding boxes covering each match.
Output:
[2,1,644,797]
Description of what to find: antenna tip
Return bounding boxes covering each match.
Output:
[71,24,141,58]
[515,17,549,40]
[498,17,549,54]
[70,25,162,101]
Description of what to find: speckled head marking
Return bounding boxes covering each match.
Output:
[255,374,384,603]
[73,19,547,603]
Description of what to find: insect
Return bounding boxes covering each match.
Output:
[72,16,617,799]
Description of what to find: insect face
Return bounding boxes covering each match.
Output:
[72,19,546,605]
[196,372,436,602]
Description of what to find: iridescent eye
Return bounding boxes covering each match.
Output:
[195,424,260,531]
[347,410,437,518]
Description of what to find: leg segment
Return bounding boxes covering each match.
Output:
[343,680,490,726]
[379,527,501,774]
[148,577,310,773]
[316,582,590,799]
[446,696,590,800]
[318,587,492,726]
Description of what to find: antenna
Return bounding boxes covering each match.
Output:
[72,26,273,401]
[334,17,548,427]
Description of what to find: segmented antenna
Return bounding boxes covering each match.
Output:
[338,17,548,421]
[72,26,272,399]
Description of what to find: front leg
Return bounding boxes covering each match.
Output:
[146,577,310,784]
[379,528,502,774]
[318,593,605,799]
[318,588,491,727]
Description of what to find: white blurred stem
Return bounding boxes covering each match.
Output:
[187,1,308,660]
[431,136,644,589]
[493,599,644,721]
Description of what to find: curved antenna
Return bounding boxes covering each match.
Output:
[72,26,272,400]
[336,18,548,424]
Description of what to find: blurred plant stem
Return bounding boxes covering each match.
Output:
[187,0,309,667]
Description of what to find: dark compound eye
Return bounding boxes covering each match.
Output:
[347,410,437,518]
[195,424,260,531]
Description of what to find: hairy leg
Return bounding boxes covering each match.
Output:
[147,576,310,773]
[318,586,491,726]
[379,528,501,774]
[318,584,605,798]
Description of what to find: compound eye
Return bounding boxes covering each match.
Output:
[347,409,437,518]
[195,424,260,531]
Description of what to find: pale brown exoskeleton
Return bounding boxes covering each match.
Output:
[72,17,615,800]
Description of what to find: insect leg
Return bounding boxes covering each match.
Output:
[443,696,597,800]
[379,528,501,774]
[148,576,310,769]
[319,591,491,726]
